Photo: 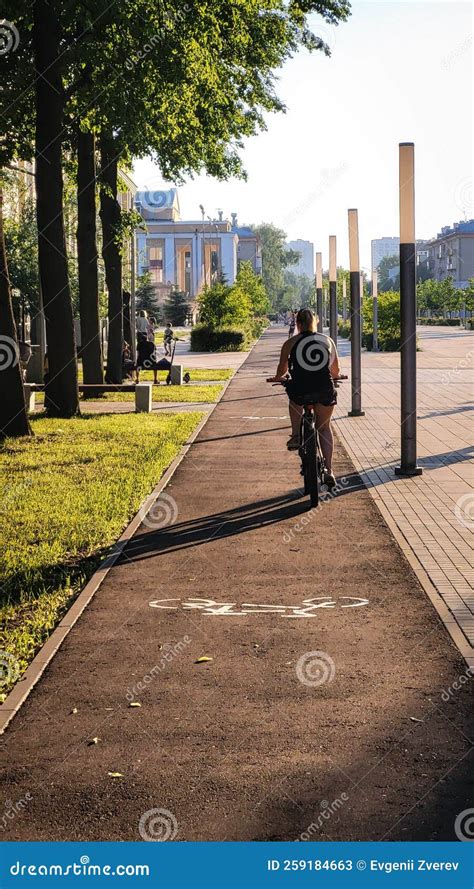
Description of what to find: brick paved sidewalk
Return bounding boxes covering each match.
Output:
[334,326,473,666]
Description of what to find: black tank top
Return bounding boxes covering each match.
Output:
[289,331,334,393]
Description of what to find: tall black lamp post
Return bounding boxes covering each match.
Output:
[329,235,337,343]
[348,208,365,417]
[316,252,323,333]
[395,142,422,476]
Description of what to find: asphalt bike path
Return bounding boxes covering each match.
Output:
[1,328,472,841]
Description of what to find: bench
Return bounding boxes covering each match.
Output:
[24,382,154,413]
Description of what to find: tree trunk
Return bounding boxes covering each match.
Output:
[33,0,79,417]
[77,129,104,385]
[0,186,33,439]
[99,138,123,383]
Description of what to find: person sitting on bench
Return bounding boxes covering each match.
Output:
[122,340,136,381]
[136,339,171,384]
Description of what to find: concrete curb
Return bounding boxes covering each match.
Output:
[0,367,242,734]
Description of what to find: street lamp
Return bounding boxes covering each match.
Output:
[395,142,422,476]
[329,235,337,343]
[372,268,379,352]
[316,252,323,333]
[347,208,365,417]
[342,276,347,321]
[199,204,207,287]
[207,215,221,281]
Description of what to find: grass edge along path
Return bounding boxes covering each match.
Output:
[0,412,204,699]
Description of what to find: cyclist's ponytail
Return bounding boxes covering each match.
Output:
[296,308,316,332]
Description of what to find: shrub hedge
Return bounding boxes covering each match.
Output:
[191,325,247,352]
[416,317,462,326]
[191,318,267,353]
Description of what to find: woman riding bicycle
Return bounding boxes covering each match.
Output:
[268,308,340,487]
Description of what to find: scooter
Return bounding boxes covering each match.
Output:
[165,337,177,385]
[165,337,191,385]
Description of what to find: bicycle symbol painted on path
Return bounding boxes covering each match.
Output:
[148,597,369,617]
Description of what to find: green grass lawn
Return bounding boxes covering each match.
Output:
[140,367,234,382]
[182,367,234,382]
[91,384,223,403]
[77,365,232,383]
[35,384,223,406]
[0,412,203,698]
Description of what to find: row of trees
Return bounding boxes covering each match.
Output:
[0,0,351,438]
[416,277,474,319]
[377,253,432,292]
[135,275,190,326]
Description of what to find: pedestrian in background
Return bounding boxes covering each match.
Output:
[163,322,174,356]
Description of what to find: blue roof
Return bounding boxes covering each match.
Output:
[434,219,474,239]
[232,225,256,237]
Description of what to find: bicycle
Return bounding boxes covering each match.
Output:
[269,375,347,509]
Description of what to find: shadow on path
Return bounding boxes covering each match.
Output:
[119,477,364,565]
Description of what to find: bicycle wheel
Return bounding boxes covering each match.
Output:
[316,432,326,488]
[303,413,318,508]
[299,416,308,494]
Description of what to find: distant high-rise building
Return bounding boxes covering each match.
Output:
[286,239,314,279]
[371,237,400,271]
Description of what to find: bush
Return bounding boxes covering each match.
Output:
[362,291,401,351]
[249,317,268,339]
[191,324,248,352]
[363,330,402,352]
[338,321,351,338]
[417,317,461,326]
[198,282,251,328]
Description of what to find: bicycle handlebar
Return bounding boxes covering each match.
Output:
[266,375,348,384]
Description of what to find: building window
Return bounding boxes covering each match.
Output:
[149,245,163,283]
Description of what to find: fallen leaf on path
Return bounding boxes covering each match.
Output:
[128,702,141,708]
[108,772,123,778]
[195,656,213,664]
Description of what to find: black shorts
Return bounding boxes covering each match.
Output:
[286,381,337,407]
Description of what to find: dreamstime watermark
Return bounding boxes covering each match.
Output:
[138,807,178,842]
[9,858,150,877]
[140,491,178,530]
[0,478,33,515]
[0,20,19,55]
[296,793,349,841]
[314,22,338,54]
[125,4,193,72]
[126,636,191,701]
[0,793,33,831]
[0,336,20,371]
[440,348,473,385]
[283,476,350,543]
[296,651,335,688]
[454,808,474,841]
[454,177,473,217]
[453,493,474,530]
[125,34,160,71]
[284,162,348,227]
[0,651,20,690]
[441,34,473,71]
[294,334,330,373]
[441,665,473,703]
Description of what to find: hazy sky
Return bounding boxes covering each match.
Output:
[133,1,473,271]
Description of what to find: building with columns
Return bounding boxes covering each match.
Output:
[135,190,260,314]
